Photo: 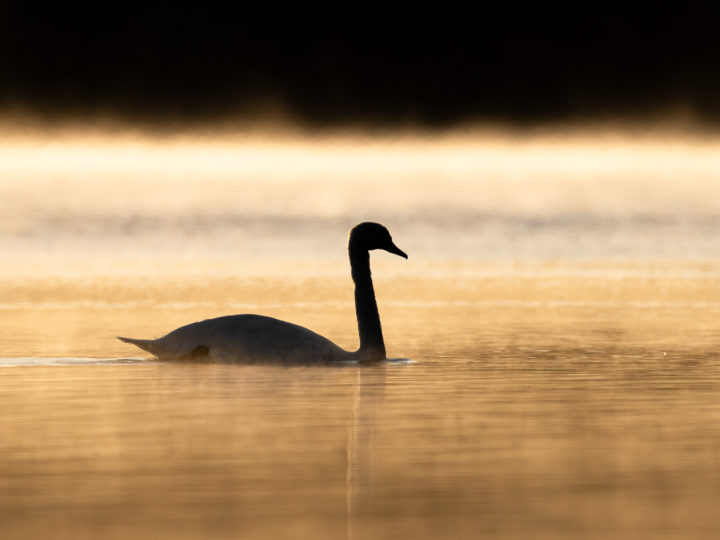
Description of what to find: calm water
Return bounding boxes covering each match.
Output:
[1,129,720,538]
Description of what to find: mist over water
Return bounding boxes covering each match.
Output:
[1,126,719,274]
[1,124,720,539]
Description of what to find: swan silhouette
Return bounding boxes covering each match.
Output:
[118,222,407,363]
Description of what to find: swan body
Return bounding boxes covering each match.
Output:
[118,222,407,363]
[120,315,351,363]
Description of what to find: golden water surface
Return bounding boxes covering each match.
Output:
[1,127,719,539]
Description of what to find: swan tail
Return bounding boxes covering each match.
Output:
[117,336,159,355]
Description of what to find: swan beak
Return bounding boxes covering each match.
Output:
[386,242,408,259]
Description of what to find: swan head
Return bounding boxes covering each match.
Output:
[349,222,408,258]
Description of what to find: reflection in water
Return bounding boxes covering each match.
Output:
[346,366,382,540]
[2,270,720,540]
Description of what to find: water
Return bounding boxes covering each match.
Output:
[1,128,720,538]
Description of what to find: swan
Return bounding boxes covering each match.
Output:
[118,222,407,363]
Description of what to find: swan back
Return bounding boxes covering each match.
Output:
[123,315,352,363]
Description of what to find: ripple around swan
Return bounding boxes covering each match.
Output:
[0,357,150,367]
[0,356,417,367]
[384,357,416,364]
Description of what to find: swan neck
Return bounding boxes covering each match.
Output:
[349,246,386,360]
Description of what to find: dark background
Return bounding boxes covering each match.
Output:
[1,5,718,128]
